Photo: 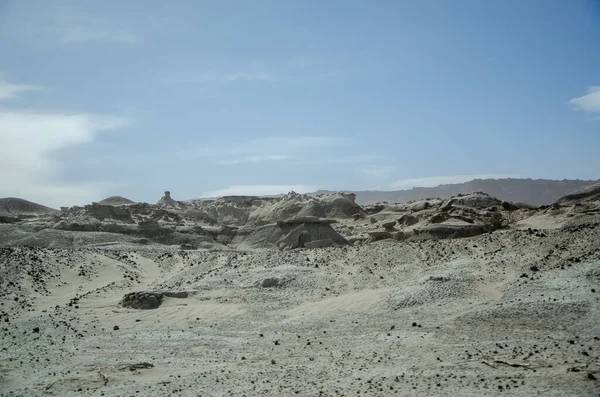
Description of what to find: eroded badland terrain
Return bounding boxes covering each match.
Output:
[1,185,599,396]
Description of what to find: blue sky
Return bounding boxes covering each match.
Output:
[0,0,599,207]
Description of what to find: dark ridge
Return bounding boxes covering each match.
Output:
[314,178,600,206]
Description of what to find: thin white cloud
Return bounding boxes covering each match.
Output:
[0,80,43,100]
[568,86,600,113]
[186,136,335,159]
[224,72,273,82]
[291,154,383,166]
[83,136,336,167]
[246,136,334,152]
[170,71,273,84]
[216,155,288,165]
[0,109,127,207]
[166,57,348,86]
[390,174,522,190]
[2,3,139,45]
[203,184,316,198]
[358,165,395,179]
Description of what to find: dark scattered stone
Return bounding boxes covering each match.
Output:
[261,278,280,288]
[119,362,154,371]
[588,373,597,380]
[530,265,539,272]
[32,327,40,333]
[113,325,120,331]
[382,221,397,229]
[367,231,393,242]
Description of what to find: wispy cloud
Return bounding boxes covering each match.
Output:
[216,155,288,165]
[247,137,334,151]
[203,184,316,197]
[83,136,336,167]
[0,77,127,207]
[170,71,274,84]
[186,136,335,159]
[0,80,43,100]
[2,3,139,45]
[166,57,349,86]
[568,86,600,113]
[358,165,395,179]
[390,174,522,190]
[290,154,384,166]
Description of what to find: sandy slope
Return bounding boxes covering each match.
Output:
[1,221,599,397]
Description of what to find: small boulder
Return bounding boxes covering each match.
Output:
[367,231,393,242]
[120,291,164,310]
[261,277,281,288]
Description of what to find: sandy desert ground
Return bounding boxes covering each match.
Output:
[1,187,599,396]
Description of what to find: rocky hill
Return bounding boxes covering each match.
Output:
[97,196,135,206]
[555,183,600,205]
[0,197,57,215]
[1,183,598,252]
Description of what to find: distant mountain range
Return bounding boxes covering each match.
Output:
[314,178,600,206]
